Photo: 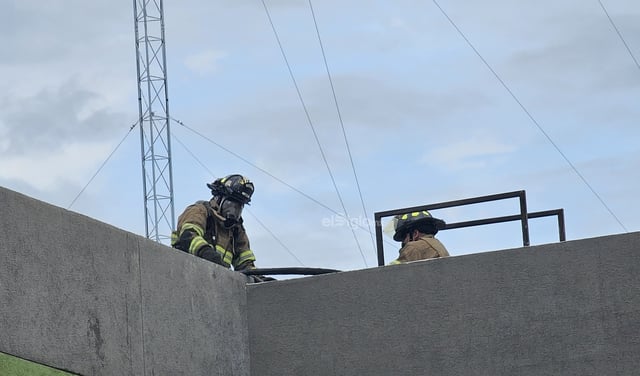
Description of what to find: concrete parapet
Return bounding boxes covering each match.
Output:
[247,232,640,375]
[3,185,640,375]
[0,187,250,376]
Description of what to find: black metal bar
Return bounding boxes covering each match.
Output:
[519,191,530,246]
[444,214,532,229]
[558,209,566,241]
[240,267,341,276]
[527,209,561,218]
[528,209,566,241]
[374,190,565,266]
[374,190,526,218]
[445,210,565,234]
[374,214,385,267]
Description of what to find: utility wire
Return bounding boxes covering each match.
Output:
[431,0,628,233]
[171,117,337,215]
[244,211,306,266]
[260,0,368,267]
[308,0,378,257]
[171,117,399,257]
[598,0,640,71]
[68,121,137,209]
[171,132,305,266]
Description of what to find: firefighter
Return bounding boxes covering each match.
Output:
[389,210,449,264]
[171,174,258,271]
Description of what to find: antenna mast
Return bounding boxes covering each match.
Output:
[133,0,175,243]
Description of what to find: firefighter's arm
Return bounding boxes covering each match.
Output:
[172,203,223,265]
[232,223,257,270]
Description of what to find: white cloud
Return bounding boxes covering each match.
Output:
[0,141,113,191]
[183,49,228,76]
[1,0,638,270]
[422,137,517,170]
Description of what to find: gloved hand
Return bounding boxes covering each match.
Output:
[197,245,225,266]
[251,275,277,283]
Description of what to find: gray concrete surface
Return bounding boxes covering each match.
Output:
[247,232,640,376]
[0,187,250,376]
[3,185,640,376]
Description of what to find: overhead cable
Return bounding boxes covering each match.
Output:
[171,117,337,215]
[171,132,305,266]
[171,117,399,254]
[308,0,378,257]
[431,0,628,232]
[260,0,368,266]
[68,121,137,209]
[598,0,640,71]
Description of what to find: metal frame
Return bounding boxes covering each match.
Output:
[133,0,175,243]
[374,190,566,266]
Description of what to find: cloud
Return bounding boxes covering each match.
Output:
[183,49,228,76]
[422,137,517,170]
[1,0,639,270]
[0,141,113,191]
[0,82,129,154]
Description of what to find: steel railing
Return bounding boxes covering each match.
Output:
[374,190,565,266]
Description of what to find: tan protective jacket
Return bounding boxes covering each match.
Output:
[173,199,256,270]
[390,234,449,264]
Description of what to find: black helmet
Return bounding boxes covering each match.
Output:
[207,174,254,204]
[393,210,445,241]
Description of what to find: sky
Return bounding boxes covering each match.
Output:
[1,0,638,275]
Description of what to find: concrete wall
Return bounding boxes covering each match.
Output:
[3,186,640,376]
[0,187,250,376]
[247,232,640,376]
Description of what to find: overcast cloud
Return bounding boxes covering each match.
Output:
[1,0,638,274]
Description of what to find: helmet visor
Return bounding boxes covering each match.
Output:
[383,217,399,239]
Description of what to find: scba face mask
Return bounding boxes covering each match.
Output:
[220,198,244,228]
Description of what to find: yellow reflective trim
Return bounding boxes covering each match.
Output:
[189,236,209,254]
[401,214,408,220]
[215,245,233,267]
[389,259,402,265]
[180,223,204,237]
[170,231,178,246]
[235,250,256,265]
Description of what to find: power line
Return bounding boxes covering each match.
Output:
[171,117,338,215]
[244,210,306,266]
[307,0,378,258]
[171,132,305,266]
[68,122,137,209]
[260,0,368,267]
[598,0,640,71]
[172,117,400,257]
[431,0,628,233]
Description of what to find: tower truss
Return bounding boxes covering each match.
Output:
[133,0,175,243]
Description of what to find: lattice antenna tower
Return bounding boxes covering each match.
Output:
[133,0,175,243]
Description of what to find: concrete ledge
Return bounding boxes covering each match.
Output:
[3,185,640,376]
[0,187,250,376]
[247,232,640,376]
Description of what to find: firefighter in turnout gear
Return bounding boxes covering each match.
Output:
[389,210,449,264]
[171,174,258,271]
